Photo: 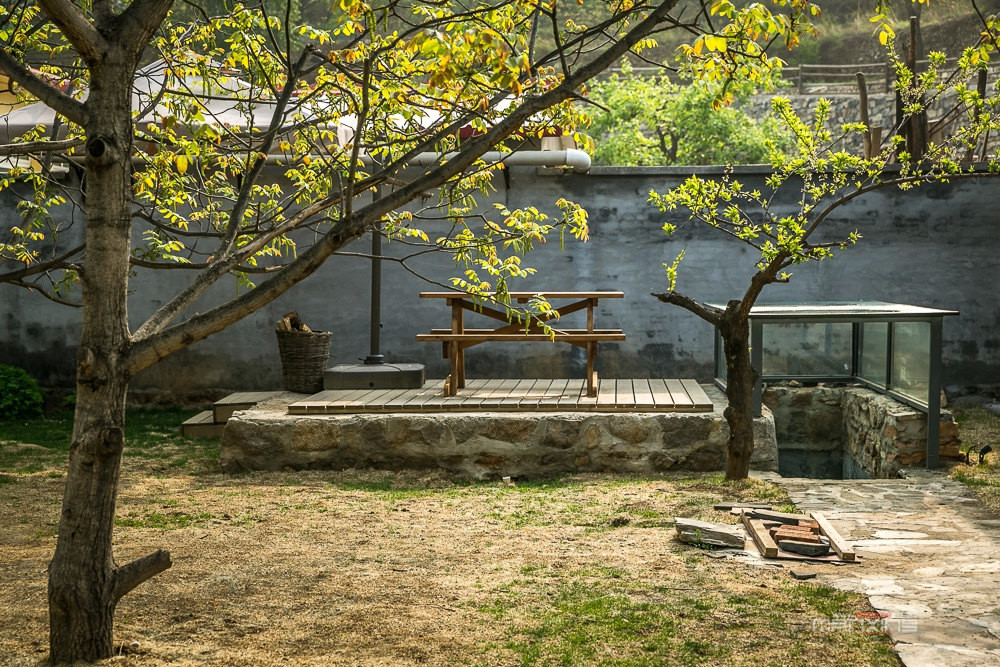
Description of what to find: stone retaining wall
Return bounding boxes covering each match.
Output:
[220,386,779,479]
[764,383,960,479]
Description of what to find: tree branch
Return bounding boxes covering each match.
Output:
[115,0,175,63]
[651,290,722,327]
[127,0,684,373]
[112,549,172,603]
[0,49,88,125]
[0,138,84,157]
[37,0,106,63]
[0,244,84,282]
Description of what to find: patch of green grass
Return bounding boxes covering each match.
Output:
[950,406,1000,515]
[0,408,220,477]
[115,510,215,530]
[479,560,897,666]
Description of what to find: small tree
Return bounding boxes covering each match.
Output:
[0,0,819,661]
[650,6,1000,480]
[587,61,793,166]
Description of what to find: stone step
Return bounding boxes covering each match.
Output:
[181,411,226,439]
[213,391,285,423]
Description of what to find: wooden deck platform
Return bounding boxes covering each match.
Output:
[287,378,713,415]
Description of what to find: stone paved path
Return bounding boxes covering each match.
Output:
[765,471,1000,666]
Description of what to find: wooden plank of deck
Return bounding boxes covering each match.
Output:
[288,390,341,415]
[558,379,585,408]
[648,379,675,410]
[665,379,694,411]
[500,379,537,409]
[631,379,656,409]
[382,385,431,409]
[522,379,552,409]
[283,378,709,415]
[615,379,635,407]
[341,388,400,410]
[538,379,568,409]
[680,379,714,410]
[479,379,521,409]
[368,388,411,410]
[596,378,617,409]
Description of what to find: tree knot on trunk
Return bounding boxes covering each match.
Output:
[98,428,124,456]
[86,136,120,168]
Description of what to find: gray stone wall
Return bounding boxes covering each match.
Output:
[220,385,779,478]
[740,90,973,156]
[763,383,960,479]
[1,164,998,403]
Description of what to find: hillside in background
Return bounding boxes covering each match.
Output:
[564,0,1000,71]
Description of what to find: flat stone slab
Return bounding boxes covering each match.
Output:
[769,472,1000,667]
[221,384,778,478]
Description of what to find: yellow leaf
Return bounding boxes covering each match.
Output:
[878,30,888,46]
[175,154,188,174]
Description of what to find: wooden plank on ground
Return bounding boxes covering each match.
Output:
[648,379,674,410]
[714,502,773,511]
[631,379,655,409]
[741,513,779,558]
[680,379,713,410]
[740,508,812,524]
[665,379,694,411]
[811,512,856,562]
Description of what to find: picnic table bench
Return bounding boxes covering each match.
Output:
[416,291,625,397]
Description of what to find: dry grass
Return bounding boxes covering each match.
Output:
[0,412,897,666]
[950,406,1000,514]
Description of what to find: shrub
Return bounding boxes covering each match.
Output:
[0,365,45,420]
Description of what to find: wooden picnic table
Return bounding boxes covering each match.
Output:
[416,291,625,397]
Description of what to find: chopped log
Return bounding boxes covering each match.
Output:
[674,517,745,549]
[741,508,812,524]
[778,539,831,557]
[715,502,773,511]
[741,513,778,558]
[811,513,856,562]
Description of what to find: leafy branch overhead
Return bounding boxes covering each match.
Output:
[649,0,1000,480]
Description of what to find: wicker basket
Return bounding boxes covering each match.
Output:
[276,329,332,393]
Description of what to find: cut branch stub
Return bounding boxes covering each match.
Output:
[112,549,172,603]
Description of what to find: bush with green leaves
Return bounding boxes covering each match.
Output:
[0,364,45,420]
[585,60,794,167]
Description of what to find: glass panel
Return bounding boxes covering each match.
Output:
[716,330,726,384]
[891,322,930,404]
[761,323,853,377]
[859,322,888,386]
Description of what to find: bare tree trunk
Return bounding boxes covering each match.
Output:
[47,55,170,664]
[718,315,757,481]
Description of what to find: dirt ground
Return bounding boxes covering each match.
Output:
[0,453,899,667]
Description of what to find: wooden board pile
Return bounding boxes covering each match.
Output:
[673,503,856,564]
[739,508,855,562]
[275,311,313,333]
